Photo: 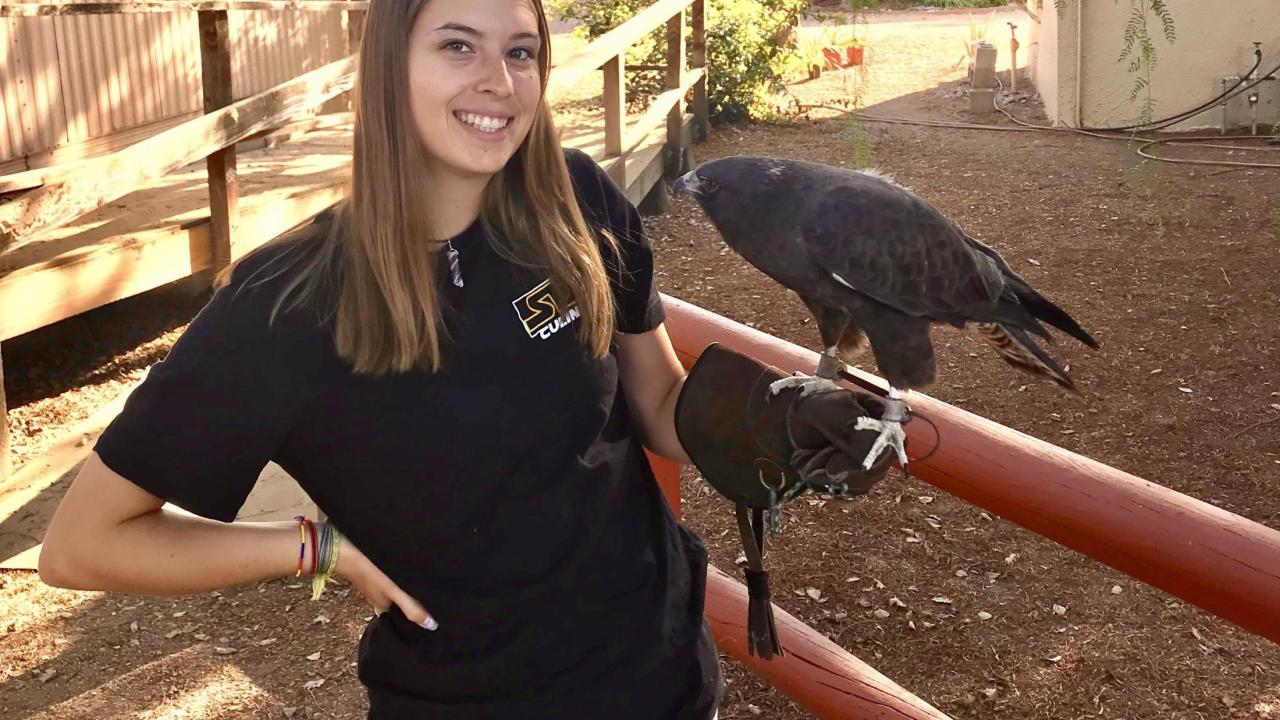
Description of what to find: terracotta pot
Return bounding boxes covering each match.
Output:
[846,45,864,66]
[821,47,842,71]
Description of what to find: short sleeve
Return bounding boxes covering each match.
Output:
[565,149,665,334]
[93,245,322,522]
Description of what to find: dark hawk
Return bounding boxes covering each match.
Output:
[673,156,1099,472]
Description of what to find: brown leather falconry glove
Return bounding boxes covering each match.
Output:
[674,343,896,659]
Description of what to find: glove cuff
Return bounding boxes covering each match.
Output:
[674,343,807,512]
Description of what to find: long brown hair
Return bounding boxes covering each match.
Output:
[217,0,618,374]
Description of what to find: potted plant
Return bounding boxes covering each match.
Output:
[817,25,864,69]
[846,37,866,66]
[795,34,827,79]
[819,25,845,70]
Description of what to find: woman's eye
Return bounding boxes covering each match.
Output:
[509,47,536,62]
[442,40,473,54]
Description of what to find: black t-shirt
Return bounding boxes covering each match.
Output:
[94,149,721,719]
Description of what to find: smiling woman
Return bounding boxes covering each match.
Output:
[408,8,543,184]
[333,0,621,375]
[34,0,910,716]
[38,0,726,718]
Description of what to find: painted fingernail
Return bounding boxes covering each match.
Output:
[421,616,438,631]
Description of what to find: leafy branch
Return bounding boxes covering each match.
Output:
[1117,0,1175,126]
[1051,0,1175,128]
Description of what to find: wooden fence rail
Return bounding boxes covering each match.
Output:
[1,0,710,247]
[0,1,371,17]
[0,56,359,251]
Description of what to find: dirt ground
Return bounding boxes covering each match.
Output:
[4,6,1280,720]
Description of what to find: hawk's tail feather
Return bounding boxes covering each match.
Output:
[962,233,1098,350]
[977,323,1077,391]
[1009,280,1099,349]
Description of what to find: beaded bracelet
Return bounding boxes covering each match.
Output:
[293,515,307,577]
[305,517,319,575]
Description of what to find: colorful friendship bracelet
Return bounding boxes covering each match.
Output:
[292,515,343,600]
[306,518,319,576]
[293,515,307,577]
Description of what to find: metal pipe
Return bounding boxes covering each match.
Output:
[662,294,1280,645]
[1074,0,1083,128]
[1222,77,1231,135]
[1008,22,1019,93]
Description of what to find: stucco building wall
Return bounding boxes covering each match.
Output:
[1027,0,1279,131]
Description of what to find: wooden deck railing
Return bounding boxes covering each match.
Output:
[1,0,710,527]
[0,1,370,256]
[0,0,710,250]
[546,0,709,187]
[0,56,359,252]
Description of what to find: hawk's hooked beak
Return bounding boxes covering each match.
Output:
[672,170,703,199]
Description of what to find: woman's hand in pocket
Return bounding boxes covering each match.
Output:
[336,539,438,630]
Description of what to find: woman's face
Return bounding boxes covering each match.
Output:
[406,0,543,183]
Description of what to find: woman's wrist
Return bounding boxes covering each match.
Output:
[333,533,364,583]
[289,515,344,600]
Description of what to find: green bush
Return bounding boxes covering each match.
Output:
[549,0,809,124]
[913,0,1006,7]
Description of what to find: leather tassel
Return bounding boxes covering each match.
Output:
[736,503,784,658]
[744,568,783,658]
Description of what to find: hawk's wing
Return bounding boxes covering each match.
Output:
[799,183,1005,324]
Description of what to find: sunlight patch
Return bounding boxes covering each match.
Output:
[24,648,271,720]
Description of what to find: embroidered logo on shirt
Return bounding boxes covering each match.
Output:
[512,279,581,340]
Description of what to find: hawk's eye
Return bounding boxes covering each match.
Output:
[702,177,720,193]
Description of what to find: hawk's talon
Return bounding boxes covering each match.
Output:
[854,416,910,471]
[768,373,842,397]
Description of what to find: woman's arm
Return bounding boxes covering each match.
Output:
[38,452,301,594]
[39,453,438,628]
[614,324,693,465]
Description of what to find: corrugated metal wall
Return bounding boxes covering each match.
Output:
[1,13,68,163]
[231,8,346,99]
[0,3,346,169]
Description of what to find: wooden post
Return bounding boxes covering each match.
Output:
[602,53,626,188]
[198,9,238,273]
[0,344,8,485]
[345,2,365,112]
[347,5,365,48]
[663,8,690,177]
[690,0,709,139]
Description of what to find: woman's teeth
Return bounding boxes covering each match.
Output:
[456,112,510,133]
